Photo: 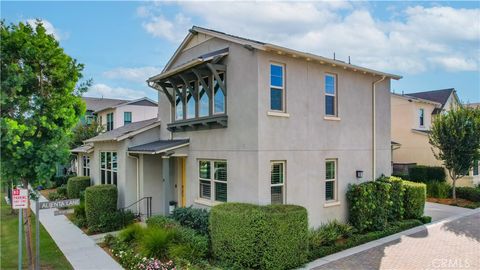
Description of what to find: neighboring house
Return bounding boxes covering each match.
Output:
[82,97,158,131]
[391,89,479,186]
[73,26,401,226]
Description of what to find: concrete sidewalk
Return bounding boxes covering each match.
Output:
[31,195,122,270]
[424,201,474,221]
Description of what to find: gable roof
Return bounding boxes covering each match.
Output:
[84,118,160,143]
[82,97,157,113]
[83,97,128,112]
[391,92,442,107]
[406,88,456,108]
[128,139,190,154]
[161,26,401,80]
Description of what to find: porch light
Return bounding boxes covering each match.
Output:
[356,170,364,179]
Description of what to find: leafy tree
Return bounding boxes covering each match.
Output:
[70,120,103,148]
[1,20,88,268]
[429,106,480,199]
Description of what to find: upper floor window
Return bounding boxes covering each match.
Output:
[175,87,184,120]
[198,77,210,117]
[325,159,337,202]
[325,74,337,116]
[101,151,117,185]
[124,112,132,125]
[271,161,285,204]
[106,113,114,131]
[419,108,425,127]
[213,73,225,114]
[199,160,227,202]
[82,155,90,176]
[187,81,196,119]
[270,64,285,112]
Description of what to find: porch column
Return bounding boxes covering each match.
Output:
[162,156,171,215]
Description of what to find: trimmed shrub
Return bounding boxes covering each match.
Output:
[403,181,426,219]
[147,215,180,229]
[47,191,66,201]
[419,216,432,224]
[141,227,175,258]
[89,210,135,234]
[391,172,409,180]
[171,207,210,236]
[74,203,86,219]
[379,176,405,221]
[119,224,145,243]
[347,181,392,232]
[57,185,68,197]
[85,184,117,229]
[408,166,446,183]
[427,181,451,198]
[67,176,91,199]
[210,203,308,270]
[53,176,67,187]
[456,187,480,202]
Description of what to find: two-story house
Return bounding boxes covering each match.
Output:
[391,89,479,186]
[75,26,401,227]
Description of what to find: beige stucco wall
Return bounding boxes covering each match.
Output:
[391,94,475,187]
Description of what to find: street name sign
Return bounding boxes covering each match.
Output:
[54,209,74,216]
[12,188,29,209]
[39,199,80,209]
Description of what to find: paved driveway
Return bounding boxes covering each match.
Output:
[305,208,480,270]
[425,202,475,222]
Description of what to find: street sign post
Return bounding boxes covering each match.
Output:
[12,188,28,270]
[53,209,74,216]
[39,199,80,209]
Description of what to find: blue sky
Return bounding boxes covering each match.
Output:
[2,1,479,103]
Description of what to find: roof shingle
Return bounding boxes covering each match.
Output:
[85,118,159,142]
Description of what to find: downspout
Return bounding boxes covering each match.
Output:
[127,153,140,214]
[372,76,386,180]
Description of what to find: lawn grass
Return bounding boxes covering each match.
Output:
[1,193,72,270]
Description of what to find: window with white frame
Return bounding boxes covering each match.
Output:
[271,161,285,204]
[325,74,337,116]
[82,155,90,176]
[325,159,337,202]
[106,113,114,131]
[270,63,285,112]
[199,160,227,202]
[213,73,225,114]
[101,152,117,185]
[124,112,132,125]
[419,108,425,127]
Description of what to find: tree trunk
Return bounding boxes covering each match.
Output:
[451,177,457,201]
[22,179,34,270]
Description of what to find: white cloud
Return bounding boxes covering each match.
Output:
[138,2,480,74]
[87,83,148,100]
[26,19,65,40]
[103,66,163,83]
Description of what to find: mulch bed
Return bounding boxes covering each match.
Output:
[427,197,480,208]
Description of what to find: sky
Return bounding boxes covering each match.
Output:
[2,1,480,103]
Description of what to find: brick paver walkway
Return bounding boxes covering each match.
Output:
[312,212,480,270]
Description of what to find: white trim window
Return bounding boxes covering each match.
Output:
[199,160,227,202]
[325,159,337,202]
[419,108,425,127]
[213,73,226,114]
[106,113,114,131]
[101,151,117,185]
[270,63,285,112]
[271,161,285,204]
[82,155,90,176]
[325,74,337,116]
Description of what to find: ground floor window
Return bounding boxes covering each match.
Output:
[199,160,227,202]
[101,151,117,185]
[325,159,337,202]
[271,161,285,204]
[82,155,90,176]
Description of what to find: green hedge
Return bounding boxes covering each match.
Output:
[408,166,446,183]
[85,185,117,229]
[456,187,480,202]
[427,181,451,198]
[403,181,426,219]
[67,176,91,199]
[210,203,308,270]
[171,207,210,236]
[381,177,405,221]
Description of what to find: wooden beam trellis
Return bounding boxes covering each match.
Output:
[158,83,174,106]
[191,68,211,98]
[206,63,227,96]
[178,74,198,101]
